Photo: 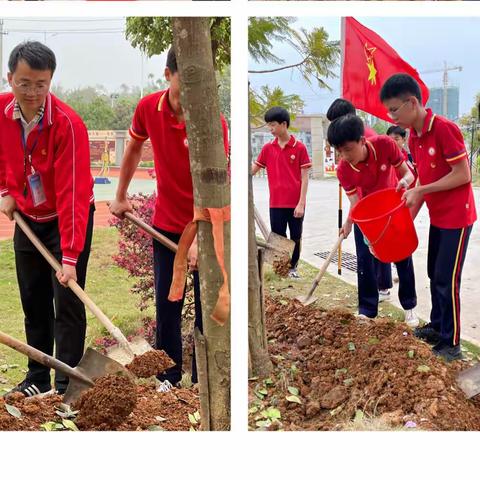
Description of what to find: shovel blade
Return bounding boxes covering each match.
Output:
[456,363,480,399]
[295,295,317,307]
[263,232,295,265]
[63,347,131,405]
[106,336,154,366]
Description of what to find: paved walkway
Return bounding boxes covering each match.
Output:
[254,177,480,346]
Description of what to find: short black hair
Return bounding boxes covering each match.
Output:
[326,98,356,122]
[264,106,290,128]
[380,74,422,103]
[386,125,407,138]
[327,114,365,148]
[8,41,56,75]
[166,47,177,74]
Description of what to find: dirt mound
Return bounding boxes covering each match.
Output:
[272,255,291,277]
[126,350,175,378]
[249,296,480,431]
[73,374,137,430]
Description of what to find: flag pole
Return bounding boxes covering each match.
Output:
[337,17,347,276]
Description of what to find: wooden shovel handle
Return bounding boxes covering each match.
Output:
[13,212,133,357]
[0,331,93,386]
[307,234,345,297]
[254,207,270,240]
[123,211,178,252]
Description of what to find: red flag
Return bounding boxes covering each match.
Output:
[342,17,429,123]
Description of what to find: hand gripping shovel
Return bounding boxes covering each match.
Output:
[0,330,129,405]
[13,211,152,365]
[295,234,345,307]
[254,207,295,264]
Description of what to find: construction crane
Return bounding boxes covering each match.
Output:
[421,62,463,118]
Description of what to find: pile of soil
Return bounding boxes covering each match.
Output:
[73,374,137,430]
[272,255,291,278]
[0,381,199,431]
[126,350,175,378]
[249,296,480,431]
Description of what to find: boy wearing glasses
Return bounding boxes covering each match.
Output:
[0,42,94,396]
[327,114,418,326]
[381,73,476,361]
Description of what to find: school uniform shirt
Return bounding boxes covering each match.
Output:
[129,89,230,234]
[337,135,404,199]
[408,109,477,229]
[401,148,418,186]
[255,135,312,208]
[0,92,94,266]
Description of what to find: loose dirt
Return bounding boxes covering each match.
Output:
[126,350,175,378]
[249,296,480,431]
[272,255,291,278]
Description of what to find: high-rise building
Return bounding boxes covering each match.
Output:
[427,86,460,121]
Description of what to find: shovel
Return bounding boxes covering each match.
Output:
[456,364,480,399]
[295,234,345,307]
[13,211,152,366]
[254,207,295,264]
[0,330,129,405]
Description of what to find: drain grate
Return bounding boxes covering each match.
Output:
[314,250,357,272]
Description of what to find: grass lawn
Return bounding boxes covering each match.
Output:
[0,227,153,392]
[264,259,480,357]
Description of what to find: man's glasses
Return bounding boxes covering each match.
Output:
[387,99,411,119]
[12,79,49,95]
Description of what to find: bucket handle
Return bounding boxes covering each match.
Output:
[368,215,393,247]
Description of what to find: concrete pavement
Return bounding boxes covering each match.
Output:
[253,177,480,346]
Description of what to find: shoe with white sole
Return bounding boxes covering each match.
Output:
[5,379,51,398]
[156,380,174,393]
[404,309,419,328]
[378,290,391,303]
[288,269,300,279]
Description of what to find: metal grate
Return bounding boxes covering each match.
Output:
[314,251,358,272]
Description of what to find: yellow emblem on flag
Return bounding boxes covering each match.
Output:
[364,43,377,86]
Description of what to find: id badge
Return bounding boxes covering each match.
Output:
[27,172,47,207]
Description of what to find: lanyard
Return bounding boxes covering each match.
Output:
[20,116,44,197]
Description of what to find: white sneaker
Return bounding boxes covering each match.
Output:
[356,313,373,322]
[404,309,419,328]
[288,269,300,279]
[156,380,174,393]
[378,290,391,303]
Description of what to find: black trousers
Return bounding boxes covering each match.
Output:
[13,205,95,390]
[153,227,202,385]
[428,224,472,346]
[269,207,304,269]
[375,260,393,290]
[354,224,417,318]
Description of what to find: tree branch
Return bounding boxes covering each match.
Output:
[248,56,308,74]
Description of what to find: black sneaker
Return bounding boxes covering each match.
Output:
[414,325,440,345]
[5,379,51,398]
[432,342,463,362]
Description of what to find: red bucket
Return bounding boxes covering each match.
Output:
[350,188,418,263]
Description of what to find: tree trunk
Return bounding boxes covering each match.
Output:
[248,90,273,378]
[173,17,230,431]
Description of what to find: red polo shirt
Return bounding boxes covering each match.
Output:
[0,93,94,266]
[337,135,404,199]
[255,135,311,208]
[129,89,229,234]
[408,109,476,229]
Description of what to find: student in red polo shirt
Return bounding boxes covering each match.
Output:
[381,73,476,361]
[0,42,94,396]
[327,114,418,326]
[251,107,311,278]
[326,98,393,301]
[109,47,229,390]
[386,125,417,184]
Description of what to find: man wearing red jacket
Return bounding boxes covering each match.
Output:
[0,42,94,396]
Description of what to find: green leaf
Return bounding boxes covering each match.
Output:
[255,419,271,429]
[348,342,356,351]
[257,388,268,396]
[265,407,281,420]
[5,404,21,419]
[193,411,201,422]
[254,390,265,400]
[408,350,415,359]
[354,410,364,422]
[53,423,65,431]
[335,368,348,378]
[343,378,354,387]
[263,378,274,386]
[188,413,198,425]
[368,337,380,345]
[62,419,79,431]
[417,365,431,373]
[189,426,196,432]
[286,395,302,404]
[40,421,56,431]
[147,425,164,431]
[287,386,299,396]
[249,406,259,415]
[290,364,299,374]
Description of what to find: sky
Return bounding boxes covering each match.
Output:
[0,18,167,93]
[249,17,480,117]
